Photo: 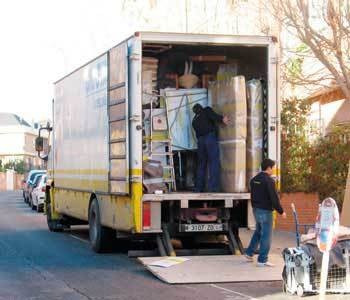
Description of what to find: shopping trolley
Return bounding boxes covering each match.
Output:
[282,203,350,297]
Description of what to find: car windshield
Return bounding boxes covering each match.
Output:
[40,176,47,186]
[33,175,43,186]
[28,171,45,183]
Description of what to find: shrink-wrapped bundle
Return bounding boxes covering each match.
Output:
[246,79,263,184]
[209,76,247,192]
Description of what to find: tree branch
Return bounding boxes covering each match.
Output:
[275,0,350,100]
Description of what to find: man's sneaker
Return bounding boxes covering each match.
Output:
[257,261,275,267]
[243,254,254,262]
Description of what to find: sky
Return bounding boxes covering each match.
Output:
[0,0,273,123]
[0,0,132,123]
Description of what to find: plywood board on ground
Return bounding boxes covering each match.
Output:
[138,255,284,284]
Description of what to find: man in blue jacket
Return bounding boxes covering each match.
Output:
[192,104,229,192]
[244,158,286,267]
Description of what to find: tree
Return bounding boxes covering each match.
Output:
[273,0,350,99]
[281,97,313,192]
[309,125,350,209]
[3,160,26,174]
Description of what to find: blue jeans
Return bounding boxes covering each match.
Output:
[245,208,273,263]
[195,132,220,192]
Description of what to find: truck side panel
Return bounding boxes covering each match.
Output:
[54,188,90,221]
[54,54,109,193]
[53,40,142,233]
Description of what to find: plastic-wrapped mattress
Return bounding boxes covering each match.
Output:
[246,79,263,184]
[209,76,247,192]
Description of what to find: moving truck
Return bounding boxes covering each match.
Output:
[36,32,280,254]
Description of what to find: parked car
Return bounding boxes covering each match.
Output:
[28,173,45,207]
[28,172,46,207]
[23,170,46,203]
[30,175,47,212]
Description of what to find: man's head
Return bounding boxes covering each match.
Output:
[261,158,275,176]
[193,103,203,115]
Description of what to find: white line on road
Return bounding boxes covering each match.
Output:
[69,234,89,244]
[209,284,259,300]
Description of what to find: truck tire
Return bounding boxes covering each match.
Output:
[46,197,63,232]
[89,198,114,253]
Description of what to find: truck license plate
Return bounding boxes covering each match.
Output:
[184,224,223,232]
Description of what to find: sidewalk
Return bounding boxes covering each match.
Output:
[239,228,297,255]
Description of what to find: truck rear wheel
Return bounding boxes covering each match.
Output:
[89,198,114,253]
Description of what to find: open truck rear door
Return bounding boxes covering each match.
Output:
[108,42,130,195]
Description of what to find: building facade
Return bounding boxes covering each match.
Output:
[308,86,350,136]
[0,113,45,170]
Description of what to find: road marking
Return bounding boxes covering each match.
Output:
[209,284,259,300]
[69,234,89,244]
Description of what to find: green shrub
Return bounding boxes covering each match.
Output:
[309,126,350,209]
[2,160,26,174]
[281,97,313,193]
[281,97,349,210]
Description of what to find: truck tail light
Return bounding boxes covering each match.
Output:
[41,187,45,192]
[143,202,151,230]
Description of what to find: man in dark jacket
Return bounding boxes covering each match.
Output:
[192,104,229,192]
[244,158,286,267]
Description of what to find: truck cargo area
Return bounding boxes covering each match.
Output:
[141,40,269,229]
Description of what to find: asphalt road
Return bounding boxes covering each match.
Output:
[0,191,348,300]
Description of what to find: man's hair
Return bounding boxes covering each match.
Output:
[193,103,203,114]
[261,158,275,171]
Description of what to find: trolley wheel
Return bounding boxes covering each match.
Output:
[296,284,304,297]
[282,280,294,295]
[282,281,287,294]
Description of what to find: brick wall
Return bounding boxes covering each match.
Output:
[15,174,24,190]
[0,172,24,191]
[275,192,319,233]
[0,173,5,190]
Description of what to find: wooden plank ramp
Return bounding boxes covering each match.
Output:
[138,254,284,284]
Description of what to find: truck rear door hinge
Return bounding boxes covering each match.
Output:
[129,53,140,61]
[270,57,279,64]
[129,114,141,122]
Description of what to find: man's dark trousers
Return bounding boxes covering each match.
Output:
[195,132,220,192]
